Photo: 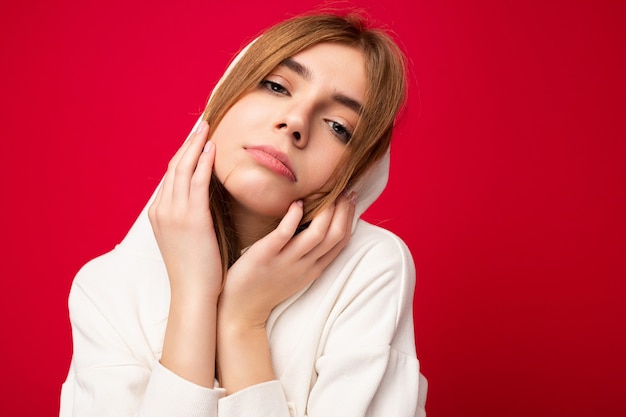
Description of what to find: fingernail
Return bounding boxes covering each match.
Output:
[295,200,304,208]
[196,121,207,133]
[203,141,213,153]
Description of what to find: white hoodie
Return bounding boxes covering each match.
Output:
[60,40,427,417]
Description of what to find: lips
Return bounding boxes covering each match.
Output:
[245,145,297,182]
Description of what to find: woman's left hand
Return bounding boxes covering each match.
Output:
[219,192,357,329]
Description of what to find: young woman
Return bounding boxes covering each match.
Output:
[60,13,427,417]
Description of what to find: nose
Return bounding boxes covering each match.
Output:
[274,106,309,148]
[277,123,303,143]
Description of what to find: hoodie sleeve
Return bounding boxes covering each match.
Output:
[59,252,226,417]
[215,227,427,417]
[306,232,427,417]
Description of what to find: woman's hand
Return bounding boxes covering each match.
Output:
[216,192,357,393]
[148,121,221,387]
[148,121,222,299]
[219,192,358,328]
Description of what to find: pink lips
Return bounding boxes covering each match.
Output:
[245,145,297,182]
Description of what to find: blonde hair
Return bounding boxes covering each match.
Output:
[202,13,407,272]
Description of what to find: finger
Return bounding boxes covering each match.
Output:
[157,122,206,205]
[304,192,356,263]
[305,193,356,260]
[286,200,337,256]
[311,235,348,275]
[172,122,210,202]
[257,201,304,254]
[168,121,207,172]
[288,195,356,291]
[189,141,215,209]
[149,178,165,221]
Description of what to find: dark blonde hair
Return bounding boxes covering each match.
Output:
[202,13,408,272]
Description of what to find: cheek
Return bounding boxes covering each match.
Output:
[223,94,268,126]
[211,96,264,140]
[304,149,347,192]
[210,128,236,182]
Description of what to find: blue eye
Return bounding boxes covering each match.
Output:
[327,120,352,143]
[261,80,289,95]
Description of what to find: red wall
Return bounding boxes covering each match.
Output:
[1,1,624,415]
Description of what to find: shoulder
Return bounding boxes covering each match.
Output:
[352,219,413,253]
[309,220,417,353]
[68,246,170,357]
[71,247,169,311]
[345,220,416,286]
[315,219,417,319]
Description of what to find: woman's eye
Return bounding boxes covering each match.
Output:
[261,80,289,95]
[327,120,353,143]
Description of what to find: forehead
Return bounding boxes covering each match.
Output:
[280,42,367,101]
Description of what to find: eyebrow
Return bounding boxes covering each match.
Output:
[279,58,363,115]
[280,58,313,81]
[332,93,363,115]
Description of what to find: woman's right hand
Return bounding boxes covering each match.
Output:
[148,121,222,387]
[148,121,222,299]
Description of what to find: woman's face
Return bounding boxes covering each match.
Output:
[210,42,367,220]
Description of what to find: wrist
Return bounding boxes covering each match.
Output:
[169,290,219,320]
[217,293,271,330]
[216,315,275,394]
[217,311,268,334]
[171,281,220,301]
[162,291,219,388]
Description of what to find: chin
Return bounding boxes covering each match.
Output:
[223,177,294,219]
[246,200,291,219]
[233,193,293,220]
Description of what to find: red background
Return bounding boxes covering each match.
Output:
[1,0,624,416]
